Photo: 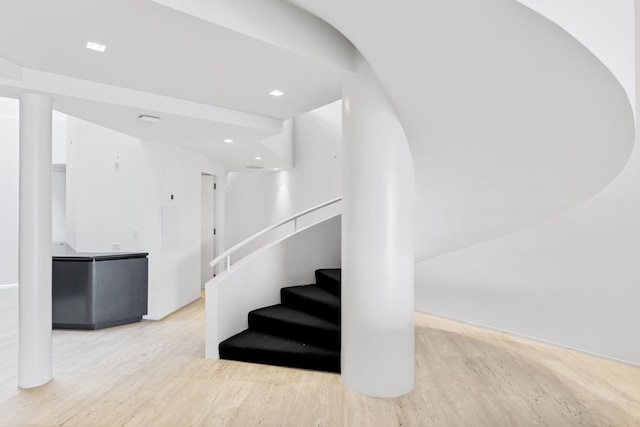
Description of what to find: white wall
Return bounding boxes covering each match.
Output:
[66,117,153,253]
[0,98,67,285]
[51,167,66,243]
[51,112,67,165]
[415,3,640,366]
[65,116,226,319]
[0,100,19,285]
[225,100,341,252]
[416,129,640,364]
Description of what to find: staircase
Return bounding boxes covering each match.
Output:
[218,269,341,373]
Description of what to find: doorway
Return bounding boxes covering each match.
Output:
[201,174,216,288]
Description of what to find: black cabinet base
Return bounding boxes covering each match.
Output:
[53,316,143,330]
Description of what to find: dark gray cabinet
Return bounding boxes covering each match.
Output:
[52,250,148,330]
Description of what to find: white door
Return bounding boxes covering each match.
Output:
[201,174,216,287]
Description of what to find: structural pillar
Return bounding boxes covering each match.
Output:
[18,93,53,388]
[341,54,415,397]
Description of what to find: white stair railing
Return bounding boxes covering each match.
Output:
[210,197,341,273]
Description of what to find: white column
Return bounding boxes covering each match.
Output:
[18,93,53,389]
[341,54,415,397]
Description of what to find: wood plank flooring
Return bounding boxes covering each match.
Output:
[1,285,639,426]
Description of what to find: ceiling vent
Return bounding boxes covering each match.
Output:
[246,165,264,170]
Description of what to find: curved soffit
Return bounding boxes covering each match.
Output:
[515,0,635,114]
[286,0,635,261]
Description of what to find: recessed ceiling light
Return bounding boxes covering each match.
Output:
[224,139,234,144]
[86,41,106,52]
[255,156,262,160]
[138,114,160,124]
[273,168,280,171]
[269,90,284,97]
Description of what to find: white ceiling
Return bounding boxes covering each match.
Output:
[0,0,352,169]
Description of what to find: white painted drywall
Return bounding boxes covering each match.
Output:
[200,174,215,286]
[414,3,640,366]
[51,111,67,165]
[51,168,66,243]
[225,100,342,255]
[0,98,67,285]
[0,107,19,285]
[206,214,341,359]
[65,116,226,319]
[261,119,293,170]
[416,129,640,364]
[516,0,635,110]
[65,117,153,252]
[150,0,355,72]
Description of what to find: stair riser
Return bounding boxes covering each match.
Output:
[248,315,340,350]
[280,291,340,324]
[315,269,341,297]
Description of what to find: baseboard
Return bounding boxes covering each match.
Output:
[145,295,203,321]
[418,310,640,369]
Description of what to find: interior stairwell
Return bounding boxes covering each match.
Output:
[218,269,341,373]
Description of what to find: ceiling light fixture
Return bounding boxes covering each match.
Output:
[255,156,262,160]
[269,90,284,97]
[138,114,160,124]
[224,139,234,143]
[86,41,106,52]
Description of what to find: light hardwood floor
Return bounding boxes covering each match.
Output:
[1,285,639,426]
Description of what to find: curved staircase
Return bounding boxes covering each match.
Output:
[218,269,341,373]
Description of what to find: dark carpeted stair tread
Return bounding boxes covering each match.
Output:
[281,284,340,324]
[219,268,342,373]
[219,329,340,373]
[315,268,341,297]
[249,305,339,349]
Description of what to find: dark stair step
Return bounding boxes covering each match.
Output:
[281,284,340,324]
[315,268,341,297]
[219,329,340,373]
[249,305,340,350]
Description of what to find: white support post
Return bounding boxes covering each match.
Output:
[341,54,415,397]
[18,93,53,389]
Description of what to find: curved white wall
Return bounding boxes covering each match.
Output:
[416,119,640,365]
[285,0,639,365]
[515,0,635,110]
[415,2,640,366]
[288,0,634,261]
